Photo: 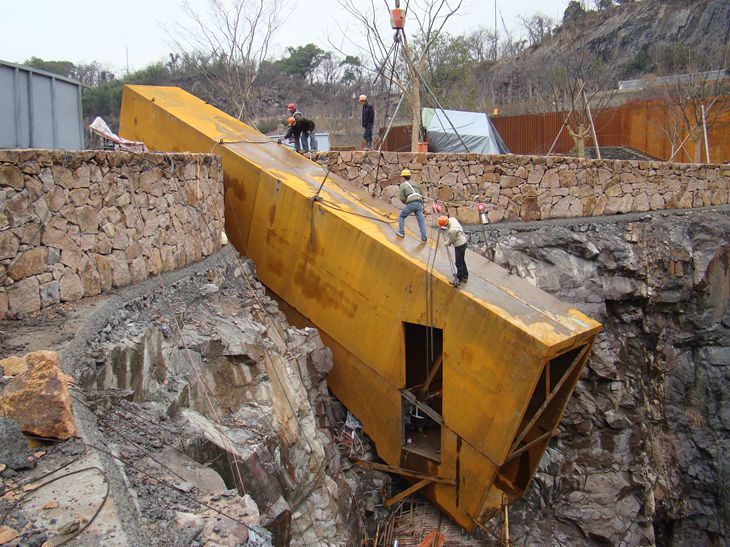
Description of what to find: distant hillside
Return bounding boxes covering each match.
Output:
[488,0,730,112]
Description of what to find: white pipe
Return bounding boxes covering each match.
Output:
[701,104,711,163]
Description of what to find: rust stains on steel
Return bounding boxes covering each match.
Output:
[119,85,602,530]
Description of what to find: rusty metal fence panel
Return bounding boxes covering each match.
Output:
[491,98,729,163]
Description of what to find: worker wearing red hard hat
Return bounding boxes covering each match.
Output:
[358,94,375,150]
[286,102,316,153]
[438,215,468,287]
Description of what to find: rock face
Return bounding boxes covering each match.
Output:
[71,250,352,545]
[489,0,730,102]
[0,350,77,440]
[475,209,730,545]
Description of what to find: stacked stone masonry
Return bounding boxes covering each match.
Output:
[0,150,223,318]
[315,151,730,225]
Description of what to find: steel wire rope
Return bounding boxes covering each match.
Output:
[122,159,322,545]
[125,148,336,545]
[80,391,242,482]
[73,438,260,533]
[0,445,88,513]
[67,390,286,538]
[120,173,249,500]
[68,392,195,486]
[372,29,402,192]
[1,464,109,546]
[69,391,343,544]
[404,50,471,154]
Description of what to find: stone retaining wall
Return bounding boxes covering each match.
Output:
[315,151,730,224]
[0,150,223,318]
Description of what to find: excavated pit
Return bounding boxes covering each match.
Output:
[2,208,729,546]
[72,250,363,545]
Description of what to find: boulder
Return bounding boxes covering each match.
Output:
[0,351,77,440]
[0,355,28,376]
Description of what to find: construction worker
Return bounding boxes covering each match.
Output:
[288,102,315,151]
[438,215,468,286]
[396,169,427,243]
[358,94,375,150]
[287,102,302,122]
[281,115,316,153]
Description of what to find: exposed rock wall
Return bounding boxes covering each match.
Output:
[84,251,352,545]
[0,150,223,318]
[476,210,730,545]
[314,151,729,226]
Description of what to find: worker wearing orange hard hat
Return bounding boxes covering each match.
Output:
[358,94,375,150]
[281,115,316,153]
[438,215,468,286]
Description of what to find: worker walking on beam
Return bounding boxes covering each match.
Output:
[438,215,468,287]
[396,169,427,243]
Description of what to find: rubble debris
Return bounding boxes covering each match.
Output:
[0,526,20,544]
[0,417,35,470]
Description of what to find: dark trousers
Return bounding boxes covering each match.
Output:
[363,124,373,147]
[301,131,317,152]
[454,243,468,281]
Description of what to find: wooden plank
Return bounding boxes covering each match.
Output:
[355,460,455,485]
[385,479,432,507]
[402,389,443,425]
[418,354,444,401]
[509,344,589,452]
[504,430,553,464]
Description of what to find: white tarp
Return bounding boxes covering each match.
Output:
[89,117,148,152]
[422,108,509,154]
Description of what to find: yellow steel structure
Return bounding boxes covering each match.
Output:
[119,85,602,530]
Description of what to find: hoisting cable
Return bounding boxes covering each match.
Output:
[400,41,471,153]
[372,29,403,193]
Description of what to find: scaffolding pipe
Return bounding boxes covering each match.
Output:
[581,81,601,160]
[701,104,710,163]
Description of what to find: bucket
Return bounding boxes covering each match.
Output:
[390,8,405,29]
[417,141,428,153]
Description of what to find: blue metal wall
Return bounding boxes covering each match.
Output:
[0,60,84,150]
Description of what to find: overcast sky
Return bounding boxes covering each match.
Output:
[1,0,571,75]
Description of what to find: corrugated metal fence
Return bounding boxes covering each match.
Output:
[0,60,84,150]
[491,97,730,163]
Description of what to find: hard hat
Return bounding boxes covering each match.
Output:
[288,103,296,112]
[358,94,367,102]
[437,216,449,227]
[287,116,296,126]
[401,169,411,177]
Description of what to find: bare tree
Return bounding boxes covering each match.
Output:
[518,13,555,47]
[534,27,620,158]
[336,0,463,152]
[168,0,286,121]
[648,42,730,163]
